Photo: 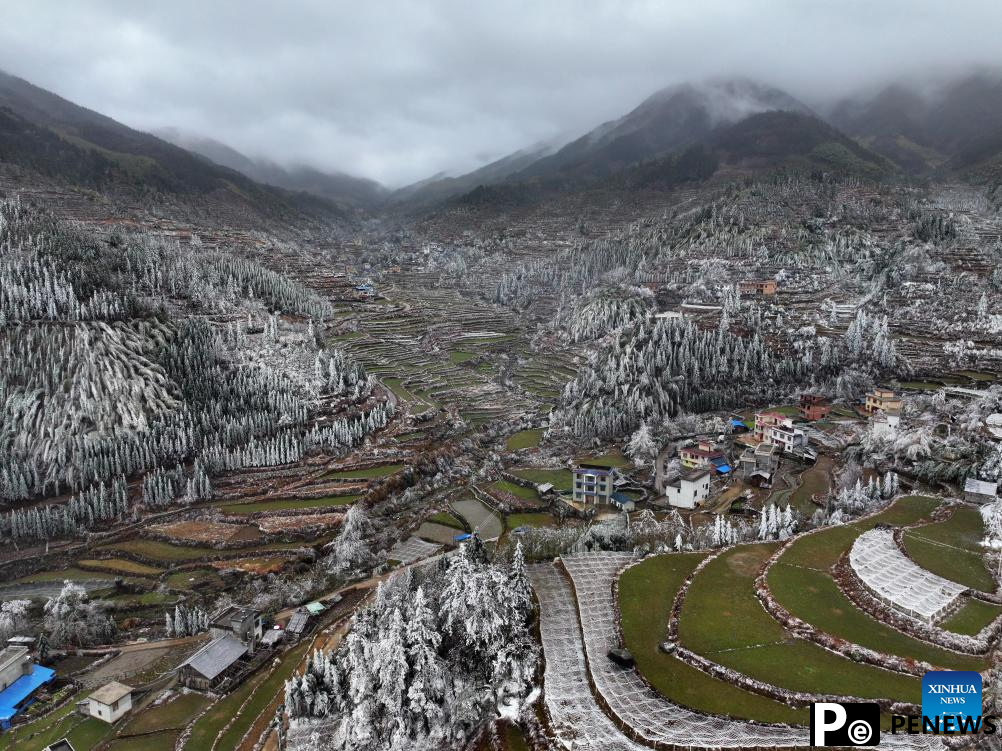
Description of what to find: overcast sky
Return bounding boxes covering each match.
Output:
[2,1,1001,187]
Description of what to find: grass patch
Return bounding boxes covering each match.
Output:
[680,543,922,703]
[901,506,994,592]
[505,429,544,451]
[219,495,358,513]
[768,559,986,671]
[489,480,540,502]
[428,512,465,530]
[165,568,223,591]
[620,553,806,724]
[941,599,1002,635]
[776,496,940,572]
[107,732,180,751]
[79,558,163,577]
[578,449,631,469]
[109,591,177,607]
[121,692,210,734]
[448,350,476,363]
[323,463,404,480]
[510,468,573,491]
[787,464,830,515]
[13,568,113,584]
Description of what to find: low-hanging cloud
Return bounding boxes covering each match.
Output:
[1,0,1000,187]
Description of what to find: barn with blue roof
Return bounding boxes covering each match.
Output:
[0,645,55,729]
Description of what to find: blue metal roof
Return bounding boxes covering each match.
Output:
[454,533,472,541]
[730,418,746,427]
[714,463,732,474]
[0,664,55,725]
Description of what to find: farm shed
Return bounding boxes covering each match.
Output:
[965,478,998,505]
[178,634,248,691]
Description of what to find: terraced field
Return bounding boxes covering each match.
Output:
[332,285,575,424]
[768,520,989,670]
[679,543,923,703]
[619,553,807,724]
[901,505,997,592]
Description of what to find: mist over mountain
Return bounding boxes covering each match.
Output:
[829,71,1002,176]
[0,69,347,225]
[156,127,387,210]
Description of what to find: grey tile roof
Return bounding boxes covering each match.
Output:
[286,611,310,635]
[180,635,247,680]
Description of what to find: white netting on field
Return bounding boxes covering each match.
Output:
[530,551,944,750]
[849,529,967,623]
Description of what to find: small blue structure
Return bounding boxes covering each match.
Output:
[711,456,732,474]
[0,664,55,729]
[610,492,636,512]
[453,533,472,542]
[730,418,750,433]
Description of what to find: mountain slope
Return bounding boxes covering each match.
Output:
[512,78,811,182]
[829,72,1002,176]
[156,127,385,209]
[709,111,891,175]
[0,70,346,224]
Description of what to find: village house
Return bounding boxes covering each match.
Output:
[739,443,779,486]
[965,478,999,505]
[665,469,712,509]
[209,606,263,650]
[0,645,55,729]
[871,408,901,437]
[738,279,777,296]
[753,412,807,453]
[679,440,731,474]
[864,387,903,415]
[43,740,76,751]
[84,682,132,724]
[798,394,831,421]
[177,634,248,692]
[572,463,615,505]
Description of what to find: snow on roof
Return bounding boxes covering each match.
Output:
[90,681,133,706]
[965,478,999,496]
[261,629,284,646]
[180,635,247,680]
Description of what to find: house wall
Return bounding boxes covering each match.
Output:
[0,652,28,692]
[89,694,132,724]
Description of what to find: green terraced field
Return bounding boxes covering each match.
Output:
[619,553,807,724]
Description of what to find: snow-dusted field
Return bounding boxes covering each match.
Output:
[386,535,441,564]
[849,529,967,622]
[529,562,647,751]
[558,552,809,749]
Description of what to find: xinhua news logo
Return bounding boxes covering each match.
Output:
[810,702,879,746]
[920,670,982,733]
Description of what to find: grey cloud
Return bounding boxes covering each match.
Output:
[1,0,1000,186]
